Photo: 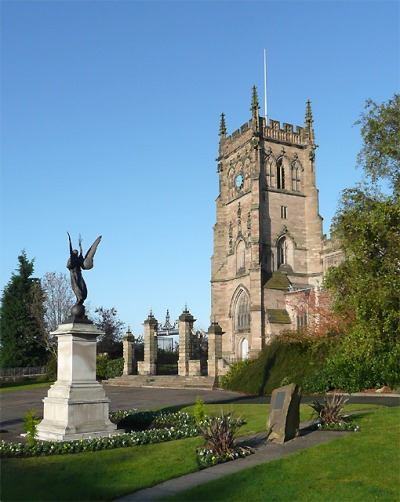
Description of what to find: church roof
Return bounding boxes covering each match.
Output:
[264,271,291,290]
[266,309,292,324]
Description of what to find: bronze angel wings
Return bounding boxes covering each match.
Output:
[67,233,102,269]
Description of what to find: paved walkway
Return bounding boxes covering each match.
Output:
[113,425,351,501]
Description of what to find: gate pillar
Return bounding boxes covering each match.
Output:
[178,308,196,376]
[207,321,224,379]
[122,328,136,375]
[138,312,158,375]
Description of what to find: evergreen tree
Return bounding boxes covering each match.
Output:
[0,252,48,368]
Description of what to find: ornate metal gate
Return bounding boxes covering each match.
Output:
[156,311,179,375]
[189,329,208,376]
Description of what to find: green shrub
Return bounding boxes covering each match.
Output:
[219,360,254,390]
[96,353,109,380]
[96,355,123,380]
[194,397,206,425]
[220,336,328,395]
[22,409,40,447]
[305,332,400,393]
[106,357,123,379]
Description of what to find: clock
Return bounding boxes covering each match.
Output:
[235,173,244,189]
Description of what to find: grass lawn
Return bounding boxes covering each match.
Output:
[0,381,52,392]
[163,407,400,502]
[1,403,392,501]
[178,403,383,436]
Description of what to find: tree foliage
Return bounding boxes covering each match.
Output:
[94,306,125,358]
[355,94,400,194]
[0,252,48,368]
[286,288,350,338]
[321,94,400,390]
[33,271,75,357]
[42,272,75,332]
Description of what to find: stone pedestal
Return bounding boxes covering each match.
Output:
[178,309,195,376]
[36,317,117,441]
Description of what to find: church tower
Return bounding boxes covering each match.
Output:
[211,87,324,361]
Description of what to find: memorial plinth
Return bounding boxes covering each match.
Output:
[36,318,117,441]
[267,383,301,444]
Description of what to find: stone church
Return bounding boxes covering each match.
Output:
[211,87,343,361]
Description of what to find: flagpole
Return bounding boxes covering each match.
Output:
[264,48,268,123]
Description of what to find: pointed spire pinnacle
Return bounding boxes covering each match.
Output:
[251,85,259,116]
[305,99,313,125]
[219,113,227,137]
[304,99,315,144]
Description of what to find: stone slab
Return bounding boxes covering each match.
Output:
[267,383,301,443]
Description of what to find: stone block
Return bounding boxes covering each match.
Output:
[188,360,201,376]
[267,383,301,443]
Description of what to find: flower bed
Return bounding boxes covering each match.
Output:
[0,410,198,458]
[0,408,255,468]
[196,446,253,469]
[316,419,361,432]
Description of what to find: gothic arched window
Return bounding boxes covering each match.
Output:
[277,158,285,189]
[235,291,250,332]
[266,158,273,187]
[291,166,301,191]
[277,236,288,268]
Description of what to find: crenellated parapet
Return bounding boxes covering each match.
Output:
[221,117,309,149]
[219,90,316,153]
[264,119,305,146]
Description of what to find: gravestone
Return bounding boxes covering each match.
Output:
[267,383,301,443]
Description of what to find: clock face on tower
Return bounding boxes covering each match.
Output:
[235,173,244,190]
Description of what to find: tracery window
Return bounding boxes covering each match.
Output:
[297,313,307,330]
[277,236,288,268]
[266,158,274,187]
[291,166,301,191]
[277,158,285,189]
[235,291,250,331]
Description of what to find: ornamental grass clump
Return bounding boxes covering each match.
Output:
[196,409,252,468]
[309,393,349,425]
[309,394,359,431]
[198,409,242,456]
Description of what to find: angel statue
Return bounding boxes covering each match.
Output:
[67,233,102,308]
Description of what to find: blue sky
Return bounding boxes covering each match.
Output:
[1,0,399,335]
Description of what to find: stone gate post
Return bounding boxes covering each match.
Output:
[178,308,195,376]
[138,312,158,375]
[207,321,224,379]
[122,327,136,375]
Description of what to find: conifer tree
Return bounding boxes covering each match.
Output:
[0,252,47,368]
